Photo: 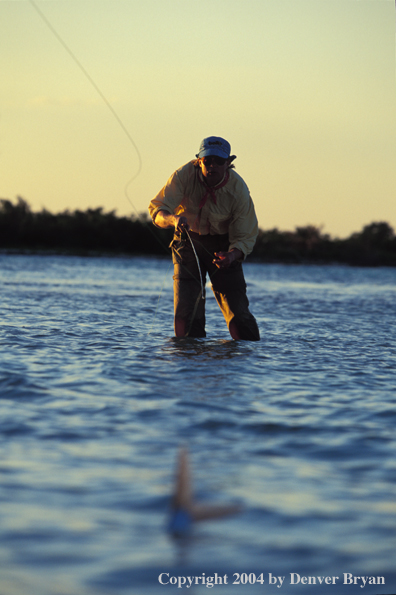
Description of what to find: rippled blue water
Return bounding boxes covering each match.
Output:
[0,254,395,595]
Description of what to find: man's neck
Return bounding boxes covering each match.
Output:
[202,172,226,188]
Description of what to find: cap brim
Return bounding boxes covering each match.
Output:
[196,149,230,159]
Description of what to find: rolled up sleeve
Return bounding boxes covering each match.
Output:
[148,169,186,227]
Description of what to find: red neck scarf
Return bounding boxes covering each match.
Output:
[198,171,229,209]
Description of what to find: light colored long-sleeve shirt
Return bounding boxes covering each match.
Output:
[148,160,258,258]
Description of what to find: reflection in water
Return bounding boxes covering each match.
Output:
[163,337,253,360]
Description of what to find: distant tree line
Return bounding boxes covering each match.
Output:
[253,222,396,266]
[1,197,396,266]
[0,197,172,256]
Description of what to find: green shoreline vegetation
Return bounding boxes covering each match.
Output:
[1,197,396,266]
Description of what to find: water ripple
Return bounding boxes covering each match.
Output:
[0,256,395,594]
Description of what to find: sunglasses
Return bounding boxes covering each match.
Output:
[202,156,227,166]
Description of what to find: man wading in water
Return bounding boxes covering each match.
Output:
[148,136,260,341]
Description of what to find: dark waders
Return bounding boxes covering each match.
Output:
[170,231,260,341]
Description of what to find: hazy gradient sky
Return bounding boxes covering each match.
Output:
[1,0,395,238]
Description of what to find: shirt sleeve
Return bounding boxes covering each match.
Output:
[148,164,189,227]
[228,179,259,258]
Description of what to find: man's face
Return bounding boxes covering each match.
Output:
[199,156,229,186]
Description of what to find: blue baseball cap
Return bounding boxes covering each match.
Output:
[196,136,231,159]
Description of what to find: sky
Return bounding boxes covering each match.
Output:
[1,0,395,239]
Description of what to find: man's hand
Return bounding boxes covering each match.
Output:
[174,215,189,233]
[154,211,189,232]
[212,249,242,269]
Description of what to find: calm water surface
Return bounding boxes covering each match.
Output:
[0,254,395,595]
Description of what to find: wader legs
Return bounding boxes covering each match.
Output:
[212,289,260,341]
[171,232,206,338]
[173,272,206,338]
[171,231,260,341]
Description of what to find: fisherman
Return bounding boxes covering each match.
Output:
[148,136,260,341]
